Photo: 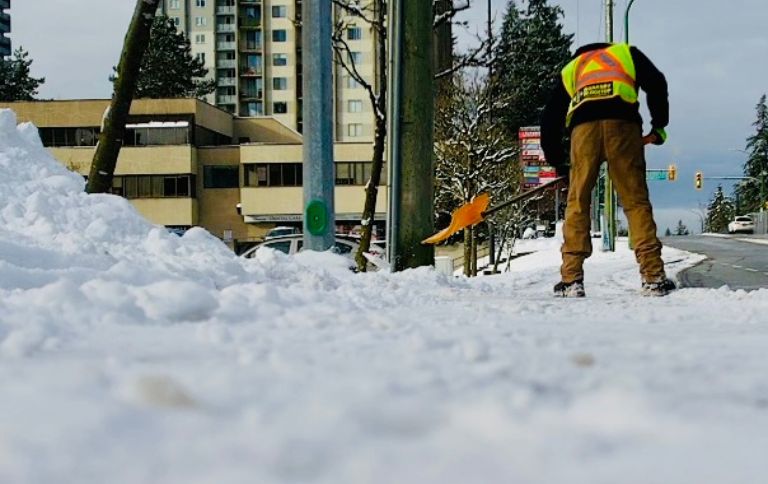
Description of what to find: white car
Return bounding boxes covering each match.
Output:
[728,216,755,234]
[264,226,300,240]
[240,234,387,270]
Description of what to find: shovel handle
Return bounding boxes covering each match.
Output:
[481,176,566,218]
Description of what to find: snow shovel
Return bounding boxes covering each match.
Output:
[422,177,566,245]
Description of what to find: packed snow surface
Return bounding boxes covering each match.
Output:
[2,109,768,483]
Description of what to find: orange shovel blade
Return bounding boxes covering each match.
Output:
[422,193,491,245]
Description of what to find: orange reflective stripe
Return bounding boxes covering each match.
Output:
[574,48,634,91]
[576,71,636,91]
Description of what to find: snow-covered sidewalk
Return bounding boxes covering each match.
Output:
[2,109,768,484]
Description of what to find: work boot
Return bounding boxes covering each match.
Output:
[641,278,676,297]
[554,280,586,298]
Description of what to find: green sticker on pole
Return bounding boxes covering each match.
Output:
[305,200,329,236]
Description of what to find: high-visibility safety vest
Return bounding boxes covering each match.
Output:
[561,43,638,127]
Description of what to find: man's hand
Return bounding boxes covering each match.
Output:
[642,134,657,145]
[643,128,667,146]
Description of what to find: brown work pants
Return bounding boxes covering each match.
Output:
[561,119,665,283]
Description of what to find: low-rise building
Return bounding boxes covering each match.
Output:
[1,98,385,252]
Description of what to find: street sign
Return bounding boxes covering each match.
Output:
[519,126,554,189]
[646,170,668,181]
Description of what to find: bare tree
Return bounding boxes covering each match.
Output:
[332,0,386,271]
[434,72,518,276]
[87,0,159,194]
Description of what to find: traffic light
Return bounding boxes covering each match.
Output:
[667,164,677,181]
[695,172,703,190]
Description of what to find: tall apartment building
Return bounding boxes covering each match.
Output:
[0,0,10,57]
[156,0,378,142]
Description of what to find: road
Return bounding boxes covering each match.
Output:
[663,235,768,291]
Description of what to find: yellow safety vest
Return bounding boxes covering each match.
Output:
[561,43,638,127]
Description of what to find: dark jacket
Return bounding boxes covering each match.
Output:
[540,43,669,171]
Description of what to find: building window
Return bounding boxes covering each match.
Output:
[345,75,362,89]
[272,29,287,42]
[203,166,239,189]
[195,34,206,44]
[243,6,261,21]
[170,0,180,9]
[125,126,190,146]
[347,27,362,40]
[242,101,263,116]
[244,30,262,50]
[272,5,287,18]
[241,76,263,98]
[348,52,363,64]
[172,17,181,26]
[348,100,363,113]
[347,123,363,137]
[273,102,288,114]
[335,162,378,186]
[244,163,303,187]
[273,53,288,66]
[195,0,206,7]
[195,16,207,26]
[196,52,206,64]
[112,175,196,199]
[273,77,288,90]
[38,127,100,147]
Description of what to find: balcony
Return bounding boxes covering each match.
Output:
[216,23,236,33]
[217,41,236,51]
[217,77,236,87]
[239,18,262,29]
[239,0,261,4]
[240,89,263,100]
[239,66,263,77]
[239,41,262,52]
[216,59,236,69]
[216,5,235,15]
[217,95,237,105]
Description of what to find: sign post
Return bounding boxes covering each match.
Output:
[519,127,558,228]
[302,0,335,251]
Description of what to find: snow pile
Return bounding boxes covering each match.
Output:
[2,109,768,484]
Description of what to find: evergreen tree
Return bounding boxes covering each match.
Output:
[493,0,573,135]
[675,220,689,236]
[0,47,45,101]
[705,186,736,233]
[664,227,672,237]
[114,16,216,99]
[735,94,768,213]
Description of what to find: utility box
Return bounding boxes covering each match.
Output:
[434,256,454,277]
[752,212,768,234]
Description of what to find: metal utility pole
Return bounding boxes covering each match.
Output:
[389,0,435,271]
[601,0,617,251]
[302,0,335,251]
[386,0,403,268]
[486,0,496,268]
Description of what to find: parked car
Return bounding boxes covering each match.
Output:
[265,226,300,240]
[240,234,387,270]
[728,216,755,234]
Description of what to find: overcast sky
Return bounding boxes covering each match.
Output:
[11,0,768,232]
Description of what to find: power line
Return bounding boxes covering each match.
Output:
[576,0,580,47]
[597,0,604,42]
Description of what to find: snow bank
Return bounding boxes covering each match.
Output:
[2,108,768,484]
